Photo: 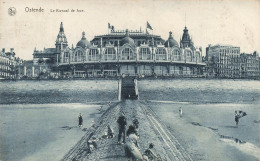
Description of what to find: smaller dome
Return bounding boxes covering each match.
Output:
[120,29,135,46]
[76,32,91,48]
[164,31,179,47]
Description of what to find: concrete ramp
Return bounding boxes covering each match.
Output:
[120,77,139,100]
[62,100,193,161]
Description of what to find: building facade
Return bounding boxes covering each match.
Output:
[22,22,205,78]
[206,44,241,78]
[0,48,21,79]
[33,22,67,65]
[240,52,259,79]
[57,23,205,78]
[19,22,67,79]
[206,44,259,79]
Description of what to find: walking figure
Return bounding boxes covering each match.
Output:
[78,113,83,128]
[99,106,103,112]
[179,107,182,117]
[235,110,247,127]
[117,112,127,144]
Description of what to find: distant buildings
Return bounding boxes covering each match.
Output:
[240,51,259,79]
[17,23,68,79]
[0,48,22,79]
[206,44,259,79]
[9,22,260,80]
[33,22,68,65]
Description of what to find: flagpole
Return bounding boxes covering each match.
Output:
[146,22,147,34]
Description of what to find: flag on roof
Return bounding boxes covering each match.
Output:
[147,21,153,30]
[111,26,115,31]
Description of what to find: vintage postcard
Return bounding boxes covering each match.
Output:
[0,0,259,160]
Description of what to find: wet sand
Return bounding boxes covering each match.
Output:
[0,103,106,161]
[147,101,260,161]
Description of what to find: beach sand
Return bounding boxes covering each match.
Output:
[0,103,107,161]
[0,79,259,161]
[147,101,260,161]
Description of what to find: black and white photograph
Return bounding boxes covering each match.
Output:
[0,0,259,160]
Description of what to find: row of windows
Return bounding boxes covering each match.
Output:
[65,48,199,59]
[92,40,163,46]
[0,65,11,70]
[0,72,11,76]
[69,48,200,56]
[219,49,239,54]
[0,59,12,65]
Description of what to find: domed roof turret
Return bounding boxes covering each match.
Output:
[56,22,68,45]
[164,31,179,47]
[180,26,193,49]
[120,29,135,46]
[76,32,91,48]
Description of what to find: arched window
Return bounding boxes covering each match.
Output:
[63,52,70,63]
[172,49,181,61]
[74,50,84,62]
[195,52,200,63]
[89,48,99,61]
[156,48,166,60]
[139,48,151,60]
[121,48,134,60]
[185,50,192,62]
[104,48,116,60]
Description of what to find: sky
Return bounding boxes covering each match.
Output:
[0,0,260,60]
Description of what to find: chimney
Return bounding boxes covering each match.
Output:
[10,48,14,53]
[2,48,5,53]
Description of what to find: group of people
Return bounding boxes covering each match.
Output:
[117,112,161,161]
[77,108,162,160]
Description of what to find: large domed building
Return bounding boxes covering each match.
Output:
[30,22,204,78]
[58,23,204,78]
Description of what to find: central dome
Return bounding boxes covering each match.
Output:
[164,31,179,47]
[76,32,91,48]
[120,29,135,46]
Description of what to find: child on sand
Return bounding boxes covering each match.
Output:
[78,113,83,128]
[179,107,182,117]
[107,125,114,139]
[143,143,162,161]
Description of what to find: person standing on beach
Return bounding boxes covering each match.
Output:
[117,112,127,144]
[235,111,239,127]
[235,110,247,127]
[179,107,183,117]
[78,113,83,128]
